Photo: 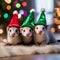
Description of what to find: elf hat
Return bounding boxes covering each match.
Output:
[7,10,20,29]
[36,8,47,26]
[21,9,35,28]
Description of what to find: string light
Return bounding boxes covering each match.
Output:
[3,13,9,19]
[22,1,27,7]
[16,3,21,8]
[6,5,11,10]
[58,25,60,29]
[51,27,55,33]
[19,9,24,15]
[4,0,11,4]
[18,13,22,19]
[0,29,3,34]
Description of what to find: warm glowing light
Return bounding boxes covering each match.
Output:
[22,1,27,7]
[51,27,55,33]
[3,13,9,19]
[58,25,60,29]
[0,29,3,34]
[0,14,1,18]
[6,5,11,10]
[4,0,11,4]
[16,3,21,8]
[18,13,22,19]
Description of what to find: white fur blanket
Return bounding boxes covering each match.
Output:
[0,42,60,57]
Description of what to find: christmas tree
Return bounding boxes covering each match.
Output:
[0,0,33,35]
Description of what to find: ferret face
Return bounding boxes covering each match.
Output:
[20,27,32,37]
[35,25,46,34]
[7,27,20,37]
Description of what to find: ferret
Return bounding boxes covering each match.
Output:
[34,25,57,45]
[20,27,34,45]
[3,27,21,45]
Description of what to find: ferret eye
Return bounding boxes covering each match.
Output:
[29,29,32,32]
[23,30,25,32]
[43,27,45,30]
[15,29,18,33]
[36,27,38,29]
[9,30,11,32]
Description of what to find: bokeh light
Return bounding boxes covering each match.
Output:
[6,5,11,10]
[0,29,3,34]
[22,1,27,7]
[3,13,9,19]
[0,15,1,18]
[16,3,21,8]
[18,13,22,19]
[23,11,28,17]
[51,27,55,33]
[4,0,11,4]
[58,25,60,29]
[19,9,24,15]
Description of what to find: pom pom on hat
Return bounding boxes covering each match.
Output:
[13,10,18,15]
[41,8,45,12]
[30,9,35,13]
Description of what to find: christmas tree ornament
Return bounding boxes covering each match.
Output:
[20,9,35,45]
[34,8,56,45]
[4,12,21,45]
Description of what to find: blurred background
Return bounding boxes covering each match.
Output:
[0,0,60,41]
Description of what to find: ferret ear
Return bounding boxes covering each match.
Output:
[6,27,9,31]
[20,28,23,33]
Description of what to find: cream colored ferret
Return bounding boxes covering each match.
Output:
[20,27,34,45]
[3,27,21,45]
[34,25,57,45]
[7,27,21,45]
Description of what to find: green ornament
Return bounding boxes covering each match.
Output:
[36,9,47,26]
[21,9,35,28]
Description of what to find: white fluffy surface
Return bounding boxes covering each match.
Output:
[0,42,60,57]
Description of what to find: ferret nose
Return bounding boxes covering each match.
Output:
[39,31,42,34]
[27,33,30,36]
[12,33,15,37]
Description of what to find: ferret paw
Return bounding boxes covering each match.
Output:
[3,39,8,43]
